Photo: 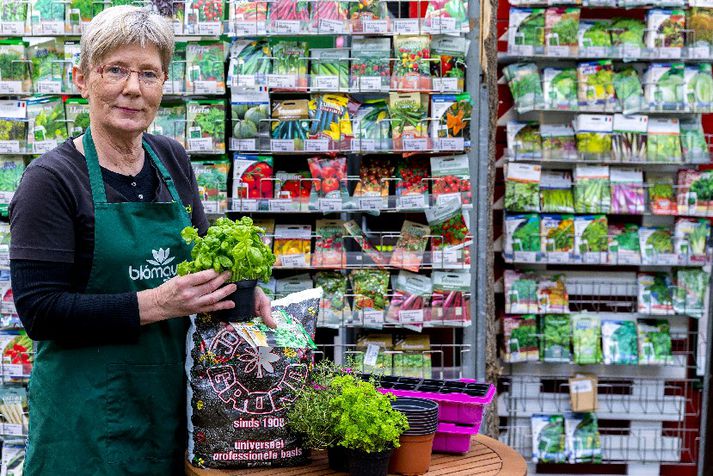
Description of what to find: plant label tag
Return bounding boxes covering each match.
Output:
[236,75,256,89]
[319,198,342,212]
[363,343,380,366]
[230,138,257,151]
[362,19,388,34]
[32,140,58,154]
[304,139,330,152]
[197,23,221,36]
[428,17,457,33]
[269,199,294,212]
[234,198,257,211]
[438,138,464,151]
[359,197,386,210]
[432,77,459,92]
[351,139,376,151]
[0,142,19,154]
[403,138,429,151]
[38,80,62,94]
[357,77,383,92]
[188,138,214,152]
[397,195,427,210]
[319,19,346,33]
[280,254,306,268]
[393,19,420,34]
[270,139,295,152]
[39,22,64,35]
[399,309,424,324]
[272,20,301,33]
[313,75,340,90]
[268,74,297,89]
[0,82,22,94]
[232,21,258,36]
[194,81,219,94]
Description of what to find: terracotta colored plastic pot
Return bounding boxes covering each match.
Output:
[388,433,436,476]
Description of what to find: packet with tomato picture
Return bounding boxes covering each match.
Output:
[395,157,430,210]
[275,171,312,211]
[391,36,432,92]
[343,220,388,268]
[424,0,468,33]
[232,155,273,211]
[431,93,472,150]
[386,271,432,330]
[430,154,471,205]
[0,330,32,383]
[313,219,346,268]
[426,197,472,268]
[349,0,390,34]
[307,156,348,211]
[431,271,471,323]
[431,35,468,92]
[390,221,431,272]
[274,224,312,268]
[185,0,224,35]
[350,270,391,324]
[353,157,394,210]
[350,38,391,92]
[191,159,230,213]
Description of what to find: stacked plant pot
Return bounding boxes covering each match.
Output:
[389,398,440,475]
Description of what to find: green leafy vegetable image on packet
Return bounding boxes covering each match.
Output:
[565,412,602,464]
[601,320,638,364]
[638,273,675,315]
[539,314,571,362]
[503,315,538,362]
[572,314,602,365]
[531,414,566,463]
[504,63,544,114]
[637,319,674,365]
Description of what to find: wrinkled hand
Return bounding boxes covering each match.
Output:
[255,286,276,328]
[152,270,237,320]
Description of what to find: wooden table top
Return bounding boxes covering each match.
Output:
[185,435,527,476]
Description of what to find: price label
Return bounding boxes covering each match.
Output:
[194,81,219,94]
[363,343,380,366]
[236,75,256,89]
[319,19,346,33]
[0,248,9,268]
[163,80,183,95]
[0,82,22,94]
[351,139,376,152]
[359,197,386,210]
[393,19,420,34]
[513,251,538,263]
[399,309,424,324]
[269,199,294,212]
[438,138,465,151]
[432,77,459,92]
[39,22,64,35]
[363,310,384,328]
[38,80,62,94]
[655,253,679,266]
[3,364,23,378]
[304,139,330,152]
[402,138,429,151]
[230,138,257,151]
[270,139,295,152]
[173,21,183,35]
[657,47,681,59]
[622,45,641,58]
[582,253,605,265]
[582,47,609,57]
[319,198,343,212]
[397,195,427,210]
[313,76,340,90]
[616,253,640,265]
[362,19,388,34]
[547,46,570,57]
[272,20,301,33]
[2,23,24,35]
[197,23,221,36]
[234,198,257,211]
[188,138,214,152]
[0,142,19,154]
[357,77,383,92]
[280,254,307,268]
[688,46,711,59]
[428,17,457,33]
[268,74,297,89]
[232,21,258,36]
[2,423,22,437]
[32,140,58,154]
[432,249,459,267]
[546,252,571,264]
[202,201,221,214]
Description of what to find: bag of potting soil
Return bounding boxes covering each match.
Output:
[187,288,322,469]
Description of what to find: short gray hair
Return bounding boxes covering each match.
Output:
[80,6,174,75]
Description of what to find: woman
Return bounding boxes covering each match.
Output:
[9,7,273,475]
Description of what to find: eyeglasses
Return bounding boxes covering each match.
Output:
[96,64,166,87]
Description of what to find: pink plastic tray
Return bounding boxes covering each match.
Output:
[432,422,476,454]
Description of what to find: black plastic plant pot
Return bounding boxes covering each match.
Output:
[444,381,467,389]
[213,279,257,322]
[380,382,395,389]
[393,383,418,390]
[348,448,393,476]
[381,376,400,383]
[327,446,349,472]
[418,385,441,393]
[421,379,442,386]
[397,377,421,385]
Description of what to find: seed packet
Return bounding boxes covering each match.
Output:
[270,41,308,91]
[430,271,470,323]
[313,219,346,269]
[308,93,353,149]
[310,1,349,33]
[0,41,31,94]
[431,93,471,150]
[578,20,611,56]
[352,100,391,152]
[608,223,640,265]
[275,274,313,298]
[505,163,541,212]
[30,0,65,36]
[537,274,568,314]
[505,214,541,263]
[649,173,677,215]
[503,63,544,114]
[1,439,25,473]
[675,268,709,317]
[350,269,390,319]
[274,171,311,208]
[185,0,223,35]
[424,0,467,32]
[647,118,681,163]
[310,48,349,92]
[389,92,428,151]
[62,40,81,94]
[539,314,571,363]
[678,169,713,216]
[611,18,646,53]
[687,8,713,57]
[385,271,431,328]
[252,218,275,249]
[543,68,577,110]
[638,272,675,315]
[391,36,432,91]
[0,101,27,154]
[674,218,710,265]
[274,224,311,268]
[612,114,647,162]
[26,96,67,155]
[65,98,90,137]
[150,102,186,147]
[577,61,615,107]
[531,414,566,463]
[574,165,610,214]
[185,42,226,94]
[613,68,644,115]
[393,335,432,378]
[232,155,273,211]
[353,157,394,210]
[640,227,676,265]
[541,214,575,262]
[314,272,350,328]
[544,8,580,56]
[504,315,538,362]
[610,168,644,214]
[506,122,542,160]
[0,329,32,383]
[350,37,391,92]
[28,39,63,94]
[574,114,613,158]
[508,8,546,55]
[228,0,268,35]
[231,92,270,152]
[389,221,430,272]
[426,198,471,267]
[348,0,389,34]
[430,35,468,92]
[644,63,685,110]
[271,99,310,151]
[0,157,24,217]
[307,156,348,211]
[540,172,574,214]
[192,159,230,214]
[680,118,708,164]
[574,215,608,264]
[228,40,271,91]
[505,269,538,314]
[268,0,309,30]
[684,64,713,111]
[394,157,429,210]
[572,314,602,365]
[637,319,674,364]
[431,155,471,205]
[68,0,101,33]
[356,334,392,372]
[342,220,387,269]
[186,100,225,153]
[540,124,576,160]
[565,412,602,464]
[0,386,28,437]
[601,320,638,365]
[646,10,685,57]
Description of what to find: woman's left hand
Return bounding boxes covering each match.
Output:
[255,287,276,328]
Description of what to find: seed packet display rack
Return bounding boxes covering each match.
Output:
[495,2,713,474]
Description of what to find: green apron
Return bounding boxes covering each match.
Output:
[24,128,193,476]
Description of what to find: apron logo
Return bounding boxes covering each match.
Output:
[129,247,177,282]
